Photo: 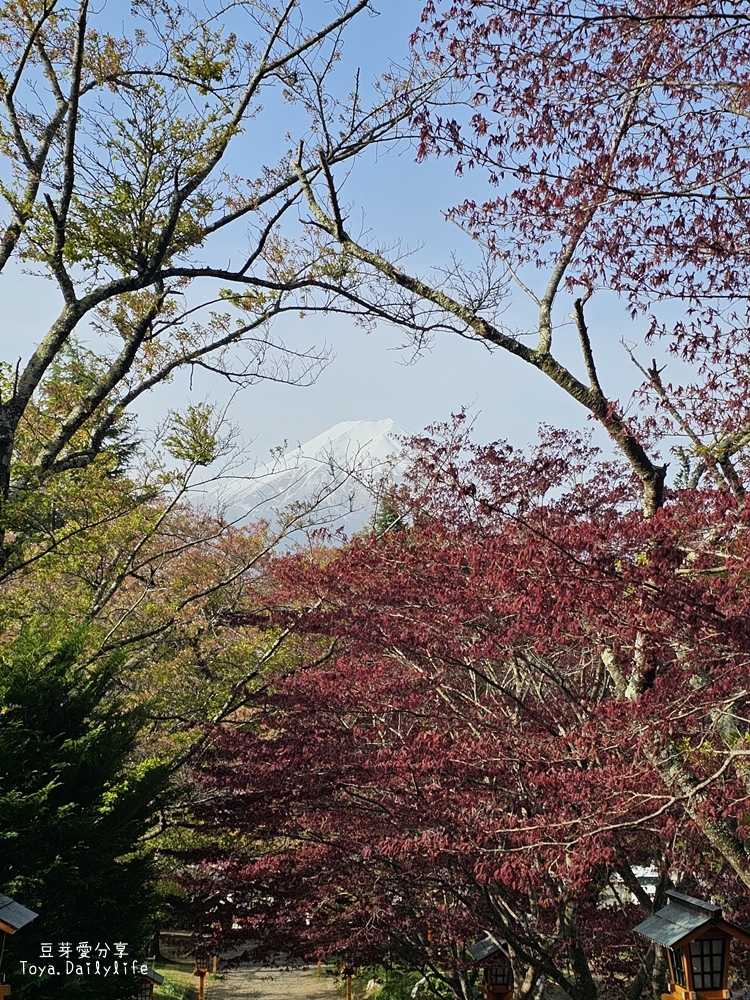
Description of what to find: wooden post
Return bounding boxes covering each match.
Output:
[345,971,353,1000]
[198,972,206,1000]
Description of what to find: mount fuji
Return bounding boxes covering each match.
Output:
[218,418,412,534]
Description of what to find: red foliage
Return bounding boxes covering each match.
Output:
[406,2,750,510]
[413,2,750,309]
[187,423,750,999]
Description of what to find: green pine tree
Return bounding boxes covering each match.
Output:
[0,630,170,998]
[371,488,409,538]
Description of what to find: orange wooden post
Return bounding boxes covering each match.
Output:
[342,956,356,1000]
[194,945,210,1000]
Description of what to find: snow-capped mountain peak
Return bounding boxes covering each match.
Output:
[219,418,411,532]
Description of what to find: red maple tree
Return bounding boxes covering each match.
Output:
[187,421,750,999]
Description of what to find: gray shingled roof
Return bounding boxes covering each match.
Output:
[468,933,508,962]
[0,894,38,934]
[634,891,750,949]
[635,904,712,947]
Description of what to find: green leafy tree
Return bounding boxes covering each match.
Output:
[0,628,170,999]
[0,0,431,575]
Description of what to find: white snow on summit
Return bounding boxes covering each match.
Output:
[219,418,411,533]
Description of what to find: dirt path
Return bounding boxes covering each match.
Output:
[205,965,338,999]
[159,934,340,999]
